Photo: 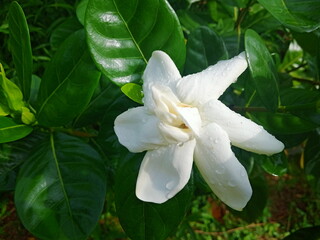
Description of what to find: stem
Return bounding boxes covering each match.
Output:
[50,127,97,138]
[292,77,320,86]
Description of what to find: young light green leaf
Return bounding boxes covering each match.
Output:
[0,117,33,143]
[8,1,33,100]
[115,153,193,240]
[0,63,25,113]
[245,29,280,112]
[37,30,101,127]
[258,0,320,32]
[121,83,143,104]
[85,0,186,86]
[15,132,107,240]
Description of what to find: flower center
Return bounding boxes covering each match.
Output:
[151,85,202,143]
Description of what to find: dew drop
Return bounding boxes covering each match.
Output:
[214,139,219,144]
[166,181,176,190]
[228,180,237,187]
[215,167,225,175]
[177,142,184,147]
[240,168,247,177]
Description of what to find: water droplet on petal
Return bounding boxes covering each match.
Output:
[215,166,225,175]
[228,180,237,187]
[177,142,184,147]
[214,139,219,144]
[166,181,176,190]
[240,168,247,177]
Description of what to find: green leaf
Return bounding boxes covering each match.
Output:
[258,152,288,176]
[37,29,101,127]
[0,117,33,143]
[283,226,320,240]
[73,75,122,127]
[0,63,25,113]
[247,112,318,135]
[76,0,89,25]
[184,26,228,75]
[281,88,320,125]
[0,131,46,192]
[304,131,320,179]
[15,132,107,240]
[85,0,186,86]
[8,1,33,101]
[50,17,83,50]
[258,0,320,32]
[245,29,280,111]
[121,83,143,104]
[115,153,193,240]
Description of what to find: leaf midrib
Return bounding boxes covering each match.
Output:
[50,133,77,237]
[112,0,148,64]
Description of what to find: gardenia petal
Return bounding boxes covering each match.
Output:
[136,139,196,203]
[142,51,181,111]
[114,106,167,152]
[194,123,252,211]
[176,52,247,106]
[200,100,284,155]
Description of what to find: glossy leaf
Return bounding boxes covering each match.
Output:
[8,1,33,101]
[76,0,89,25]
[115,153,193,240]
[37,30,101,127]
[247,112,317,135]
[259,153,287,176]
[258,0,320,32]
[121,83,143,104]
[0,63,25,113]
[245,29,280,112]
[0,117,33,143]
[85,0,186,85]
[184,26,228,75]
[15,132,107,240]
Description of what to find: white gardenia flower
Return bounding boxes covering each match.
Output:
[114,51,284,211]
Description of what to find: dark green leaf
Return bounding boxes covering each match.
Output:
[85,0,186,85]
[283,226,320,240]
[50,17,83,50]
[115,153,193,240]
[73,75,122,127]
[258,0,320,32]
[281,88,320,125]
[0,117,32,143]
[8,1,33,101]
[37,29,101,127]
[15,132,107,240]
[247,112,318,135]
[0,131,46,192]
[304,131,320,178]
[245,29,280,112]
[184,26,228,75]
[97,94,138,159]
[121,83,143,104]
[258,152,287,176]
